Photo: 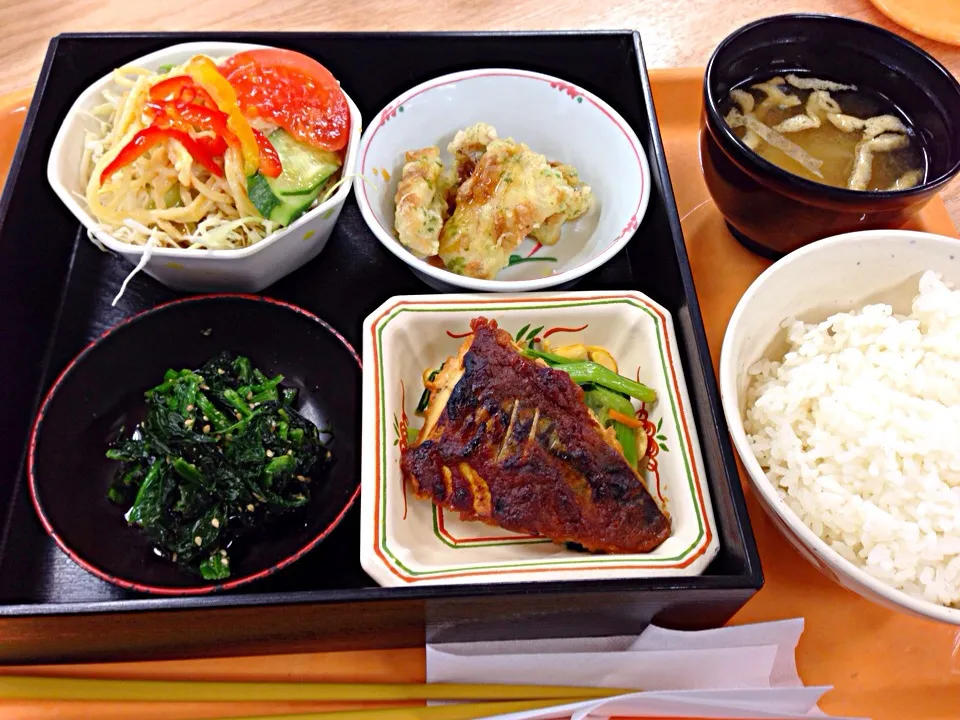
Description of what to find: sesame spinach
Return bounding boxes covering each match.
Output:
[106,352,331,580]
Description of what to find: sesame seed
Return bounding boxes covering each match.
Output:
[217,368,225,375]
[246,503,255,512]
[211,517,220,528]
[194,536,202,546]
[246,391,253,400]
[287,449,294,456]
[235,412,242,420]
[203,424,211,433]
[200,384,210,390]
[220,549,227,557]
[171,552,177,562]
[184,418,195,428]
[266,449,274,457]
[248,403,256,409]
[203,415,209,421]
[186,404,194,412]
[221,557,229,566]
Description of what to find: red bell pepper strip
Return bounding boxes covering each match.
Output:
[99,126,224,185]
[145,72,278,177]
[251,128,282,178]
[144,101,232,159]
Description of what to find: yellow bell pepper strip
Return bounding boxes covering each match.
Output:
[183,56,261,176]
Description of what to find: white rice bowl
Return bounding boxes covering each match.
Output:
[744,270,960,608]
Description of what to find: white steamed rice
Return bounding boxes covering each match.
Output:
[744,270,960,608]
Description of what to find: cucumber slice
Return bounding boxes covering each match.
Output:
[247,173,317,226]
[246,129,343,227]
[267,129,341,196]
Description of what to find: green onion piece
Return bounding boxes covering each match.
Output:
[613,421,639,469]
[551,361,657,404]
[508,254,558,267]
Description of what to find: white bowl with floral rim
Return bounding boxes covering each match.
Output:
[46,41,361,293]
[353,69,651,292]
[360,291,719,586]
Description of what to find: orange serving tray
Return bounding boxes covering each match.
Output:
[1,70,959,720]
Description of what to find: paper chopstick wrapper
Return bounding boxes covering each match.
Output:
[427,619,868,719]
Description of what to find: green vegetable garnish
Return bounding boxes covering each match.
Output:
[583,386,640,469]
[508,254,558,267]
[613,421,639,469]
[106,351,332,580]
[416,366,442,414]
[522,348,658,405]
[552,361,658,404]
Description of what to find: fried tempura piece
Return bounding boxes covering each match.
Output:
[773,91,842,133]
[394,147,447,256]
[729,88,755,114]
[752,77,801,113]
[826,113,867,132]
[888,169,923,191]
[438,139,592,279]
[549,162,593,220]
[847,133,911,190]
[529,213,565,245]
[785,74,856,92]
[806,90,841,119]
[448,122,498,183]
[773,114,820,133]
[863,115,909,139]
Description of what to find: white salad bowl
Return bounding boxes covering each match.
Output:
[360,291,719,586]
[720,229,960,626]
[354,69,651,292]
[47,42,361,293]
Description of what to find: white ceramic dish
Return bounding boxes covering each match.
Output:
[360,291,718,586]
[719,229,960,626]
[353,69,651,292]
[47,42,361,293]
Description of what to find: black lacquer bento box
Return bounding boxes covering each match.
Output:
[0,31,762,663]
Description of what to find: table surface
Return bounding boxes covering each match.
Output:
[2,0,959,224]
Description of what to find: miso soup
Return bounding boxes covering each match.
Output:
[722,73,927,192]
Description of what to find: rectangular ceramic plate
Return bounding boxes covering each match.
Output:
[362,292,719,585]
[0,31,761,663]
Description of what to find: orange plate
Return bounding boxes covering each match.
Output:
[870,0,960,47]
[1,70,959,720]
[0,87,32,191]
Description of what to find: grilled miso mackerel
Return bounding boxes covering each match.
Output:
[401,318,671,553]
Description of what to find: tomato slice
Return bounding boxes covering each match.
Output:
[220,49,350,153]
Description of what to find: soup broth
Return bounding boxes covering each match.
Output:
[724,73,927,192]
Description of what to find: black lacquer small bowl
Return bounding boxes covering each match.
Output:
[701,13,960,258]
[28,295,361,596]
